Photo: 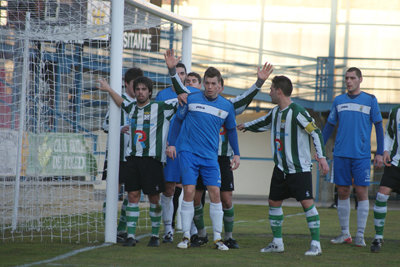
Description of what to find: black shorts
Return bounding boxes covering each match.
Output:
[269,166,313,202]
[195,156,234,192]
[380,166,400,193]
[124,156,165,195]
[101,160,129,184]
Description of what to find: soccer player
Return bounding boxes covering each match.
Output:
[370,104,400,252]
[192,63,274,249]
[186,72,202,89]
[98,76,180,248]
[323,67,384,247]
[156,63,200,243]
[101,67,143,243]
[165,49,240,251]
[237,75,329,256]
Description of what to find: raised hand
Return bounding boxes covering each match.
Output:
[164,48,181,69]
[257,62,274,81]
[98,78,112,92]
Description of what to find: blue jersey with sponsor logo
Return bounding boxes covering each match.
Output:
[174,91,236,160]
[327,92,382,158]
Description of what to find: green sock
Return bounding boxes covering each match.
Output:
[117,197,128,232]
[304,204,320,242]
[223,206,234,239]
[269,206,284,238]
[150,203,162,236]
[126,202,139,237]
[374,192,389,238]
[194,204,205,236]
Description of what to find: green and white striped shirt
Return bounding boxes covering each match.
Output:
[244,102,326,174]
[384,105,400,167]
[121,98,178,162]
[219,84,260,156]
[102,93,133,162]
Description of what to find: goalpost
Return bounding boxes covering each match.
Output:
[0,0,191,243]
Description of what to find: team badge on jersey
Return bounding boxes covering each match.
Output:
[134,130,147,148]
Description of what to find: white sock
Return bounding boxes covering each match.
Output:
[190,221,198,236]
[356,200,369,237]
[180,200,194,239]
[337,198,350,235]
[160,194,174,234]
[311,240,321,250]
[209,202,223,242]
[273,237,283,245]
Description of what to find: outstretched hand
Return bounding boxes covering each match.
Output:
[237,124,246,132]
[257,62,274,81]
[164,49,181,69]
[98,78,112,92]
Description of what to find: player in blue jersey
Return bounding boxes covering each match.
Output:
[323,67,384,247]
[156,63,201,243]
[164,49,240,251]
[192,64,274,249]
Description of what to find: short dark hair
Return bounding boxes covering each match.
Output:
[346,67,362,78]
[272,75,293,97]
[203,67,222,84]
[176,62,187,74]
[124,67,143,84]
[221,77,224,87]
[133,76,153,97]
[187,72,201,84]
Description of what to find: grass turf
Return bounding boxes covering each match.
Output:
[2,204,400,266]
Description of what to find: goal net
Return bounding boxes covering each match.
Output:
[0,0,191,243]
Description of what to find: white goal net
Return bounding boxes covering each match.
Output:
[0,0,191,243]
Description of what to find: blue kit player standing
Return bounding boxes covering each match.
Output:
[156,62,200,243]
[323,67,384,247]
[165,49,240,251]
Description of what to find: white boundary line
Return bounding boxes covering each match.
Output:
[17,213,305,266]
[17,234,151,267]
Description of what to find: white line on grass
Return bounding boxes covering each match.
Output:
[17,234,151,267]
[18,213,305,267]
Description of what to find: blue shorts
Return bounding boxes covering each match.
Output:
[179,151,221,187]
[333,156,371,186]
[164,156,181,183]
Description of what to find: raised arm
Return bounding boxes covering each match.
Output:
[231,62,274,115]
[98,79,124,107]
[237,111,273,133]
[164,49,190,101]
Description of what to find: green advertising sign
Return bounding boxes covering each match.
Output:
[27,133,97,177]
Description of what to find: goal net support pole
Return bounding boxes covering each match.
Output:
[104,0,124,244]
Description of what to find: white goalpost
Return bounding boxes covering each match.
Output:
[0,0,192,243]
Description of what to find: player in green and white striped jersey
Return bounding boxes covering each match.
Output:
[192,62,274,249]
[101,67,143,243]
[99,76,180,248]
[370,105,400,253]
[238,75,329,256]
